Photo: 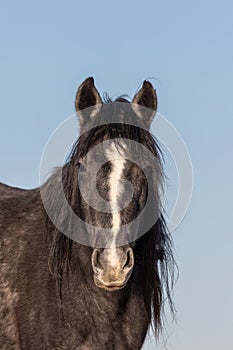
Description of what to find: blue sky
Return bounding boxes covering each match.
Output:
[0,1,233,349]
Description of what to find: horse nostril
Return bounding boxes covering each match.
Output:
[123,248,134,270]
[92,249,104,272]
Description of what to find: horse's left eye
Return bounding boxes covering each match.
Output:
[143,166,152,178]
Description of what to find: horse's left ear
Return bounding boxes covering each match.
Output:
[75,77,102,128]
[132,80,157,128]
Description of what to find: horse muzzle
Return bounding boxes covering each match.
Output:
[91,247,134,291]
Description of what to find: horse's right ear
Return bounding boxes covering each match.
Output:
[75,77,102,128]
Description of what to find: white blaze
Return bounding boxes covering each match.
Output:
[106,144,125,257]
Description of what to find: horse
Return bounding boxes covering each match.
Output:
[0,77,175,350]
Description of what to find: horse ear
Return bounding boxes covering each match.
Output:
[132,80,157,128]
[75,77,102,127]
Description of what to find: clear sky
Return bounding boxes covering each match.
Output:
[0,1,233,349]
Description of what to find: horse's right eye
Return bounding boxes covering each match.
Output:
[78,163,86,172]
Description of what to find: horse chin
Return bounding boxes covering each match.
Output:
[93,276,126,292]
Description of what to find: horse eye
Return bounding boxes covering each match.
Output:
[78,162,86,172]
[143,166,152,177]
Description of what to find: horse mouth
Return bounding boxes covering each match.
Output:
[93,276,126,291]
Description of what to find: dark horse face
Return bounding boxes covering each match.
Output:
[75,77,158,291]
